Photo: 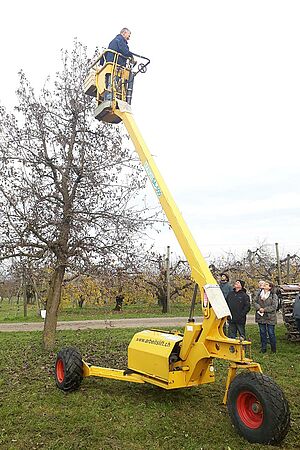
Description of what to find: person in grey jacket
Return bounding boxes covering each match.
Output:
[254,281,278,353]
[219,273,233,299]
[219,273,233,336]
[293,293,300,332]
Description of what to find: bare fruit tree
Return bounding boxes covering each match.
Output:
[209,244,300,294]
[141,252,193,313]
[0,40,153,349]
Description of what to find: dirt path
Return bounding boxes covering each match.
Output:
[0,315,283,332]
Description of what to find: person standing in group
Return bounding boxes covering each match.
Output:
[226,280,251,339]
[219,273,233,299]
[254,281,278,353]
[293,293,300,332]
[256,280,265,296]
[219,273,233,335]
[252,280,265,309]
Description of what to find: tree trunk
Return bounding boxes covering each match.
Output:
[161,294,168,313]
[158,288,168,314]
[23,288,27,318]
[43,264,65,350]
[78,296,84,308]
[157,287,168,314]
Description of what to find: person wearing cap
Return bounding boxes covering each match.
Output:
[226,280,251,339]
[219,273,233,335]
[254,281,278,353]
[219,273,233,299]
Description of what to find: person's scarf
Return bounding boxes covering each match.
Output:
[260,289,270,301]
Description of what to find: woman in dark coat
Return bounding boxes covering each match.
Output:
[226,280,250,339]
[254,281,278,353]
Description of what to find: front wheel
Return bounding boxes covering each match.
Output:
[227,371,290,444]
[55,347,83,392]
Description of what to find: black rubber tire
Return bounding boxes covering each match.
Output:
[55,347,83,392]
[227,371,290,444]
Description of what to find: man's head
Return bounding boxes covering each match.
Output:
[120,28,131,41]
[234,280,245,291]
[220,273,229,283]
[258,280,265,289]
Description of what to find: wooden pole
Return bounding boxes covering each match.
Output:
[23,275,27,318]
[166,246,170,313]
[275,243,282,285]
[286,254,290,284]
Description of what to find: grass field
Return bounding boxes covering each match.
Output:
[0,298,191,323]
[0,325,299,450]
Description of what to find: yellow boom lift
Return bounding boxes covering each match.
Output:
[55,49,290,445]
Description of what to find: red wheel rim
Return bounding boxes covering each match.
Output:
[56,359,65,383]
[237,391,263,428]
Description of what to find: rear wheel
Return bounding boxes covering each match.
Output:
[227,371,290,444]
[55,347,83,392]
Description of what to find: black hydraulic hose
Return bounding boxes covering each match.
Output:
[131,52,150,77]
[131,52,150,62]
[188,284,198,322]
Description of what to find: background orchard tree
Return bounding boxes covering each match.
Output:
[0,40,155,349]
[61,275,102,308]
[0,259,39,316]
[209,244,300,296]
[140,251,193,313]
[0,262,19,304]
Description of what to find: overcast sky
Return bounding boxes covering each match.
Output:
[0,0,299,261]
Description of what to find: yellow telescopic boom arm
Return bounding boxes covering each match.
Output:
[117,110,214,287]
[115,108,230,321]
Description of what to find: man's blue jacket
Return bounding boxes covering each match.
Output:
[106,34,132,66]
